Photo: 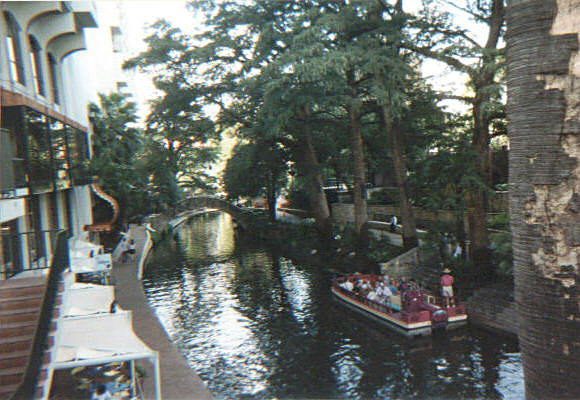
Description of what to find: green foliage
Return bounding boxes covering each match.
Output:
[120,0,510,282]
[489,212,512,277]
[332,224,402,263]
[124,20,222,199]
[89,93,152,222]
[368,237,403,264]
[286,179,311,211]
[368,188,399,206]
[223,141,288,200]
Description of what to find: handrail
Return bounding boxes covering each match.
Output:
[137,224,155,280]
[10,230,70,400]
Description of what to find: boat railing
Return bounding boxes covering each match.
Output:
[333,276,466,316]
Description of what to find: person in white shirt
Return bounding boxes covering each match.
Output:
[342,280,354,291]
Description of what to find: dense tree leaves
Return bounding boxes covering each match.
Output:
[89,93,151,223]
[223,140,289,221]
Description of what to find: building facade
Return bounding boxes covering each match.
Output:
[0,2,98,281]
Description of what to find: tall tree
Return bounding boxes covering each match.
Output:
[410,0,506,276]
[374,0,421,250]
[124,21,220,198]
[506,0,580,398]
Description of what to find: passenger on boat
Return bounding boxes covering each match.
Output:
[342,279,354,292]
[378,283,392,304]
[408,279,419,290]
[440,268,455,307]
[398,277,409,291]
[367,288,378,302]
[388,279,398,295]
[353,280,362,294]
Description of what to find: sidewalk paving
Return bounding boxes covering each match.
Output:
[113,224,213,400]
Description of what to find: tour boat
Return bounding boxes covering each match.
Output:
[331,274,468,336]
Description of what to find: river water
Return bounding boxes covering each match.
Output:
[142,212,524,399]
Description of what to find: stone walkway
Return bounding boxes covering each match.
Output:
[113,224,213,400]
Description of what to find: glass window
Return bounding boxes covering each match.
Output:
[1,107,27,191]
[29,36,45,96]
[49,118,70,186]
[27,196,45,265]
[47,53,60,104]
[4,12,25,85]
[0,220,22,278]
[68,127,89,183]
[26,110,53,191]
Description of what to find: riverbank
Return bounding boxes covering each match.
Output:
[112,224,213,400]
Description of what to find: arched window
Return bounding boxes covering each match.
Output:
[47,53,60,104]
[29,35,45,96]
[4,12,25,85]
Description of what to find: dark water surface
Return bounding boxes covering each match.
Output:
[143,213,524,399]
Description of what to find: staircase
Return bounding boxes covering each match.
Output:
[0,276,61,400]
[85,183,120,232]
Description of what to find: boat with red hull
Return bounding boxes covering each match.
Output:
[332,274,468,336]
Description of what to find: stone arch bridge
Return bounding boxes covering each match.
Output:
[177,196,258,230]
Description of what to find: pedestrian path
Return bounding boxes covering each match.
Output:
[113,224,213,400]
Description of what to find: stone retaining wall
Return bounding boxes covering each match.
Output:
[465,285,519,337]
[331,203,458,227]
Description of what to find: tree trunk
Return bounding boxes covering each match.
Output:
[465,0,504,275]
[506,1,580,398]
[266,171,277,222]
[350,103,369,252]
[384,109,419,251]
[468,86,492,270]
[295,133,332,237]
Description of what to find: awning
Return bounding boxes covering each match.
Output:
[62,284,117,318]
[69,239,104,258]
[51,312,161,399]
[69,254,112,274]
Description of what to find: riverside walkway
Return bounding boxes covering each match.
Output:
[113,224,213,400]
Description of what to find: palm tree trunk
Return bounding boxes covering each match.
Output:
[384,109,418,251]
[507,1,580,398]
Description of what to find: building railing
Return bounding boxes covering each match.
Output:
[11,230,70,400]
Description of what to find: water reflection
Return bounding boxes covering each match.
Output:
[143,212,524,399]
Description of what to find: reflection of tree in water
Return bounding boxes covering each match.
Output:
[179,213,236,264]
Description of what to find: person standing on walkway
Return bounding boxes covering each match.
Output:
[128,239,136,261]
[121,237,129,263]
[440,268,455,307]
[390,215,398,232]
